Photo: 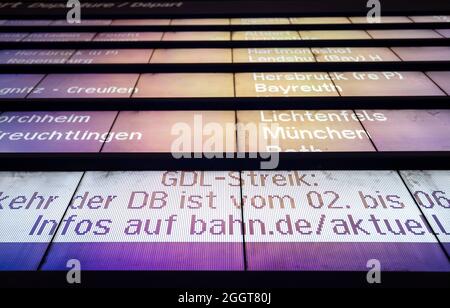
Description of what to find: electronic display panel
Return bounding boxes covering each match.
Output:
[237,110,376,152]
[162,32,230,41]
[235,72,339,97]
[242,170,450,271]
[356,109,450,151]
[0,50,74,64]
[111,19,171,25]
[409,16,450,23]
[392,47,450,61]
[312,47,399,62]
[133,73,234,98]
[23,32,96,42]
[170,19,230,25]
[0,74,44,99]
[50,20,112,26]
[233,48,315,63]
[231,18,290,25]
[0,33,28,42]
[102,110,236,153]
[41,171,244,270]
[28,74,139,98]
[3,20,52,26]
[150,49,231,63]
[331,72,445,96]
[367,30,443,39]
[0,111,117,153]
[0,172,83,270]
[94,32,163,41]
[299,30,371,40]
[349,16,412,23]
[400,170,450,255]
[67,49,153,64]
[232,31,300,41]
[426,71,450,95]
[436,29,450,38]
[290,17,350,24]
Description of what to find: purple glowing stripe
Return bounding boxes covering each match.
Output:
[41,242,244,270]
[246,242,450,271]
[0,243,49,270]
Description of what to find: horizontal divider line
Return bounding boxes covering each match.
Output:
[0,152,449,171]
[1,96,449,111]
[1,62,450,73]
[1,9,450,19]
[2,38,449,49]
[2,23,450,32]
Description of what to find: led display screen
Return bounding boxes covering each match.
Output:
[0,33,28,42]
[349,16,412,23]
[102,111,236,153]
[233,48,315,63]
[312,47,399,62]
[3,20,52,26]
[392,47,450,61]
[299,30,371,40]
[41,171,244,270]
[356,109,450,151]
[94,32,163,41]
[162,32,230,41]
[367,30,443,39]
[426,71,450,95]
[331,72,445,96]
[290,17,350,24]
[0,50,74,64]
[232,31,300,41]
[0,74,44,99]
[133,73,234,98]
[235,72,339,97]
[67,49,153,64]
[0,111,117,153]
[1,170,448,272]
[50,19,112,26]
[150,49,231,63]
[23,33,96,42]
[409,16,450,23]
[28,74,139,98]
[111,19,170,25]
[0,172,82,270]
[237,110,376,152]
[243,170,450,271]
[436,29,450,38]
[400,170,450,255]
[231,18,290,25]
[1,12,449,277]
[171,19,230,25]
